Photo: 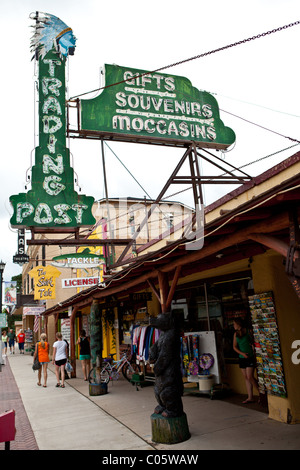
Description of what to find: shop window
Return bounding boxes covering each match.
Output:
[171,273,253,361]
[211,276,253,360]
[164,212,174,229]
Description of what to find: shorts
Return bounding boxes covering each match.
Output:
[239,356,255,369]
[80,354,91,360]
[9,340,15,347]
[19,343,24,350]
[55,358,67,366]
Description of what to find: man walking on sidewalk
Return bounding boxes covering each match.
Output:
[8,329,16,354]
[17,330,25,354]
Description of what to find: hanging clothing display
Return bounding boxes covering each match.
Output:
[131,325,160,362]
[181,334,201,377]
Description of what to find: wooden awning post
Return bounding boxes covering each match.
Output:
[158,271,169,313]
[158,266,182,313]
[44,315,48,336]
[54,313,59,334]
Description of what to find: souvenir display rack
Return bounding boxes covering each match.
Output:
[182,331,220,384]
[249,291,287,397]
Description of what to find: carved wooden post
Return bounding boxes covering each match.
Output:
[150,302,190,443]
[70,306,78,377]
[90,300,102,368]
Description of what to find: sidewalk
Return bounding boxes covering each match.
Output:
[1,353,300,450]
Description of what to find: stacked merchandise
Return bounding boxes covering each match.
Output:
[249,292,287,397]
[131,325,160,362]
[181,334,214,378]
[181,334,200,377]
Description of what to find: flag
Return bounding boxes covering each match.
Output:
[33,315,40,333]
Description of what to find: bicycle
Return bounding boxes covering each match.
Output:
[100,352,141,384]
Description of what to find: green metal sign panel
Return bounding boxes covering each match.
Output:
[10,13,95,229]
[80,64,235,149]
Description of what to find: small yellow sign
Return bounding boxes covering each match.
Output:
[29,266,61,300]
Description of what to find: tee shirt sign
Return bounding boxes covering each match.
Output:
[80,64,235,149]
[29,265,61,300]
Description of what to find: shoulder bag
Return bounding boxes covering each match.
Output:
[32,342,41,371]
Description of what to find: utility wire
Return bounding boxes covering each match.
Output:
[220,108,300,144]
[69,21,300,100]
[104,142,152,200]
[214,93,300,119]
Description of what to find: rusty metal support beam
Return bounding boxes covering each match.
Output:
[27,238,131,246]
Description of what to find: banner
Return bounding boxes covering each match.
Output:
[4,282,17,306]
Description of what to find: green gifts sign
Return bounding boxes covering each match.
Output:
[10,46,95,228]
[80,64,235,149]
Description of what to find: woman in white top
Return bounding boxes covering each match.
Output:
[52,332,68,388]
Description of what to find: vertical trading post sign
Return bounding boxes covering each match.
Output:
[9,12,95,229]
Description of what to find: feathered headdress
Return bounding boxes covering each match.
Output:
[30,11,76,59]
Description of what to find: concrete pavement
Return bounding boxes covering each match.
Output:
[2,353,300,450]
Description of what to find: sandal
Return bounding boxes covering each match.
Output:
[56,383,60,387]
[60,384,65,388]
[43,385,47,388]
[37,383,41,386]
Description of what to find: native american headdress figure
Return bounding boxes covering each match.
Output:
[29,11,76,59]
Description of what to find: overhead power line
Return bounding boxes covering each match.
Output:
[69,21,300,100]
[220,108,300,144]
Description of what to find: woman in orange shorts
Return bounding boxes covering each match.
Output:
[33,333,50,387]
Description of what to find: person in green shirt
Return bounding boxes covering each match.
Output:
[233,317,259,404]
[8,329,16,354]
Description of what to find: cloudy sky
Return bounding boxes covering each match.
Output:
[1,0,300,282]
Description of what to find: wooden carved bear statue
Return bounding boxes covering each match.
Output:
[149,312,184,418]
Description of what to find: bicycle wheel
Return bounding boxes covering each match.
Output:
[89,367,110,384]
[122,362,141,382]
[100,369,110,383]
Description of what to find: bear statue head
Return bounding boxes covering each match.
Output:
[150,312,175,331]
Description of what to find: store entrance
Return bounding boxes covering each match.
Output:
[171,271,267,410]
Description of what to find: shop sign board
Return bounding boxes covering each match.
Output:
[23,306,46,316]
[0,314,7,328]
[9,13,95,229]
[51,248,105,269]
[29,266,61,300]
[13,254,30,264]
[13,230,29,264]
[62,277,105,288]
[80,64,235,149]
[61,318,71,345]
[129,292,152,302]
